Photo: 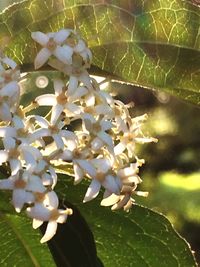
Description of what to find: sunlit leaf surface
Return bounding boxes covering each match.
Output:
[0,0,199,104]
[0,191,56,267]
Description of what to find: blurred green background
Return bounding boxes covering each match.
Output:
[112,81,200,264]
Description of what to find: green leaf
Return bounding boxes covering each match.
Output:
[0,185,56,267]
[56,175,197,267]
[0,0,200,104]
[0,213,56,267]
[42,201,104,267]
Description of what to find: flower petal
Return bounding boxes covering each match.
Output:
[53,79,65,95]
[68,76,78,95]
[0,103,12,121]
[101,193,119,207]
[0,126,16,137]
[3,137,16,150]
[36,94,56,106]
[31,32,49,46]
[34,48,52,69]
[40,221,58,243]
[33,219,44,229]
[0,151,8,164]
[54,29,71,44]
[54,45,73,65]
[51,104,63,125]
[83,179,101,202]
[73,162,84,184]
[76,159,96,178]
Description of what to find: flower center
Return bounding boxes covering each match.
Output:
[46,38,57,51]
[56,91,68,105]
[14,179,26,189]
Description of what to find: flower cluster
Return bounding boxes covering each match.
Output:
[0,29,157,243]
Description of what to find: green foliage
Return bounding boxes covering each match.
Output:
[56,176,197,267]
[0,192,55,267]
[0,0,199,105]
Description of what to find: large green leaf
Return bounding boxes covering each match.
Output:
[0,213,56,267]
[0,185,102,267]
[0,185,56,267]
[0,0,199,104]
[56,175,197,267]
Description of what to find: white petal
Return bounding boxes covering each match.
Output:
[102,175,121,194]
[54,29,71,44]
[100,120,113,131]
[83,179,101,202]
[90,158,111,173]
[33,115,49,128]
[0,178,14,190]
[68,76,78,95]
[49,166,57,188]
[95,104,113,116]
[26,204,51,221]
[3,137,16,150]
[44,191,59,208]
[0,103,12,121]
[30,128,50,142]
[73,162,84,184]
[53,134,64,149]
[33,219,44,229]
[40,221,58,243]
[34,48,52,69]
[12,189,26,212]
[12,115,24,130]
[74,39,86,53]
[99,91,114,105]
[60,149,73,161]
[97,131,113,148]
[0,151,8,164]
[76,159,96,178]
[27,175,46,192]
[0,126,16,137]
[57,214,67,224]
[101,193,119,207]
[51,104,63,125]
[2,57,17,69]
[53,79,65,95]
[111,194,130,210]
[135,137,158,143]
[85,93,95,106]
[79,72,92,89]
[10,159,21,175]
[31,32,49,46]
[69,86,88,101]
[91,137,103,151]
[0,81,19,97]
[114,142,126,155]
[65,103,81,115]
[54,45,73,65]
[22,150,37,171]
[36,94,57,106]
[117,164,138,178]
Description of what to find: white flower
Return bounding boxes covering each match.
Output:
[83,158,122,202]
[114,114,157,157]
[26,191,72,243]
[32,29,73,69]
[29,115,77,150]
[35,79,81,125]
[82,113,114,152]
[0,170,46,212]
